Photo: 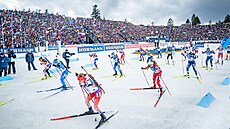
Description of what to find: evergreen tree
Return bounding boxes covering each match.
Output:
[186,19,190,24]
[224,14,230,23]
[167,18,174,26]
[91,5,101,19]
[191,14,201,26]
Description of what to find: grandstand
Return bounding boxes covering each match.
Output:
[0,9,229,49]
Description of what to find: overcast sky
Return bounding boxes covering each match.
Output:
[0,0,229,26]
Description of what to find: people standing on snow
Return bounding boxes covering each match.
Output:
[62,49,75,69]
[7,49,16,74]
[0,52,10,77]
[141,61,164,95]
[202,47,215,70]
[38,57,52,79]
[89,53,98,69]
[25,50,37,71]
[52,58,69,90]
[108,52,123,77]
[75,73,106,124]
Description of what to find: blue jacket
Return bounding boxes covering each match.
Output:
[0,55,10,68]
[25,52,34,62]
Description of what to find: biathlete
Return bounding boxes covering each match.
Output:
[181,51,199,79]
[89,53,98,69]
[75,73,106,124]
[202,48,215,70]
[38,57,52,79]
[118,48,125,64]
[108,52,123,77]
[215,45,225,65]
[141,61,164,95]
[53,58,69,89]
[166,46,174,65]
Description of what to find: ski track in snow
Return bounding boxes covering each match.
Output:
[0,44,230,129]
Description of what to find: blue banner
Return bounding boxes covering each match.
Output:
[104,44,125,51]
[1,48,35,53]
[48,45,65,50]
[77,45,104,53]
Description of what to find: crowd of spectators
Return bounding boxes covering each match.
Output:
[0,9,229,49]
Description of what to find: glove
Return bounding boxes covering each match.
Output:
[141,67,144,69]
[108,55,110,57]
[75,72,79,76]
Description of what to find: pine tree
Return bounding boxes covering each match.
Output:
[224,14,230,23]
[186,19,190,24]
[91,5,101,19]
[167,18,174,26]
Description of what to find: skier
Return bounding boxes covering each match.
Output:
[89,53,98,69]
[145,49,154,64]
[215,45,225,65]
[141,61,164,95]
[226,45,230,60]
[157,47,162,58]
[108,52,123,77]
[75,73,106,124]
[166,46,174,65]
[119,48,125,64]
[38,57,52,80]
[202,47,215,70]
[181,51,199,79]
[139,47,145,61]
[52,58,69,89]
[181,45,189,60]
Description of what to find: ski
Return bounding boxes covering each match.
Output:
[37,86,73,93]
[42,87,73,99]
[130,87,160,90]
[95,111,119,129]
[0,99,15,106]
[154,90,166,107]
[25,76,53,84]
[50,111,113,121]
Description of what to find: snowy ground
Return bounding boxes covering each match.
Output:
[0,45,229,129]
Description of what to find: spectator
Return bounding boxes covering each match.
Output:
[62,49,74,69]
[25,50,37,71]
[0,52,10,77]
[7,49,17,74]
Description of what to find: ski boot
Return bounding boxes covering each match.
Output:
[159,88,164,95]
[99,113,106,124]
[151,84,156,88]
[113,72,117,76]
[62,85,68,90]
[85,107,94,114]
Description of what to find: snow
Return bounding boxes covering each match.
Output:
[0,44,229,129]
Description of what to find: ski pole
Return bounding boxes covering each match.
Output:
[194,65,202,79]
[160,76,172,96]
[141,69,150,87]
[81,66,105,94]
[181,55,185,76]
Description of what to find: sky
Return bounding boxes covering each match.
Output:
[0,0,230,26]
